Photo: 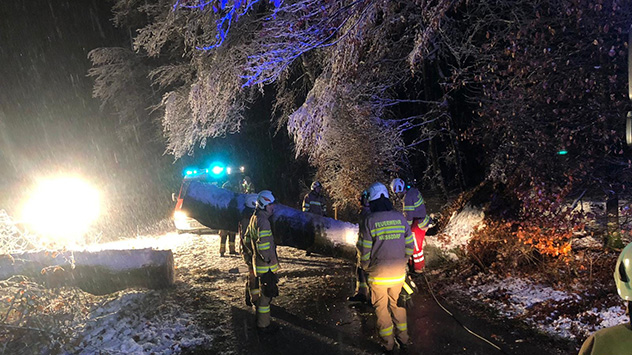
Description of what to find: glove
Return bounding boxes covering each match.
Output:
[260,271,279,298]
[244,280,252,306]
[397,275,418,308]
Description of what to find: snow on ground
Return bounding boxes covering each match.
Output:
[427,205,484,260]
[431,204,630,342]
[69,290,212,354]
[447,273,628,340]
[66,233,217,354]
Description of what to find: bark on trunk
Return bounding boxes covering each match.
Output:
[182,182,358,260]
[0,249,175,295]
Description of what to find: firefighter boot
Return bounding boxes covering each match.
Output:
[347,293,367,303]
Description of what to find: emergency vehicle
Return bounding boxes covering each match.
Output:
[172,163,246,234]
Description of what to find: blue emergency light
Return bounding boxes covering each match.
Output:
[557,150,568,155]
[210,163,225,176]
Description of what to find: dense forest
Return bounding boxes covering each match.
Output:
[90,0,632,257]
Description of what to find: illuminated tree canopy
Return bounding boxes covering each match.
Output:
[90,0,632,211]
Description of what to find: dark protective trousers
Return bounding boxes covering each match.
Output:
[219,230,236,255]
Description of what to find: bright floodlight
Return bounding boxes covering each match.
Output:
[22,177,100,245]
[227,167,232,174]
[240,166,245,172]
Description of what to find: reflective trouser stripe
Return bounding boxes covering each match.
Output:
[357,281,368,290]
[413,250,424,263]
[251,289,260,295]
[379,325,393,337]
[396,323,407,332]
[257,305,270,313]
[368,275,406,285]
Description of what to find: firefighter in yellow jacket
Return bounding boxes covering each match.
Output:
[391,178,430,273]
[358,182,415,352]
[579,242,632,355]
[245,190,280,331]
[239,194,259,307]
[302,181,327,216]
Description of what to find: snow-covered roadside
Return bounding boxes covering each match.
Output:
[429,204,630,342]
[66,233,215,354]
[449,273,628,340]
[68,290,212,354]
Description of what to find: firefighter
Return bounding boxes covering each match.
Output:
[579,242,632,355]
[218,230,238,257]
[245,190,280,331]
[241,176,255,194]
[348,189,371,303]
[302,181,327,216]
[358,182,415,352]
[219,177,241,257]
[302,181,327,256]
[390,178,430,273]
[239,194,259,307]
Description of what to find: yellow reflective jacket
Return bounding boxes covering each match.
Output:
[402,187,430,228]
[302,190,327,216]
[245,208,279,276]
[358,210,414,286]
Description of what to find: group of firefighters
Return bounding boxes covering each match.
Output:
[232,177,431,352]
[223,177,632,354]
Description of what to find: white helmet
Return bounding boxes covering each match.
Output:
[256,190,275,209]
[390,178,406,194]
[311,181,322,190]
[615,242,632,300]
[367,182,389,202]
[244,194,258,209]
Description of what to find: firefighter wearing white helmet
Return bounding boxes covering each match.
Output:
[302,181,327,216]
[390,178,430,274]
[579,242,632,355]
[358,182,415,351]
[239,194,259,307]
[245,190,280,331]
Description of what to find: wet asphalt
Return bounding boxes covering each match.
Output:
[180,243,577,355]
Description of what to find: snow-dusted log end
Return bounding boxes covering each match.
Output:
[0,249,175,295]
[183,182,359,260]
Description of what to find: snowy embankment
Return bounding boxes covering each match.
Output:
[68,234,214,354]
[428,203,630,341]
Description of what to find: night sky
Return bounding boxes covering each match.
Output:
[0,1,308,235]
[0,1,128,184]
[0,1,182,236]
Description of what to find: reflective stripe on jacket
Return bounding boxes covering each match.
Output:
[402,187,428,227]
[239,213,254,265]
[359,210,414,285]
[245,209,279,276]
[302,190,327,216]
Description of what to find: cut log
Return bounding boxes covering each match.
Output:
[182,182,359,260]
[0,249,174,295]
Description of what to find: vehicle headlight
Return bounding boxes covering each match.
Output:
[21,176,100,246]
[173,211,188,220]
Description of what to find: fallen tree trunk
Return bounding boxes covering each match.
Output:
[0,249,174,295]
[182,182,359,260]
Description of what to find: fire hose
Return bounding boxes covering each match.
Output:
[420,272,509,354]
